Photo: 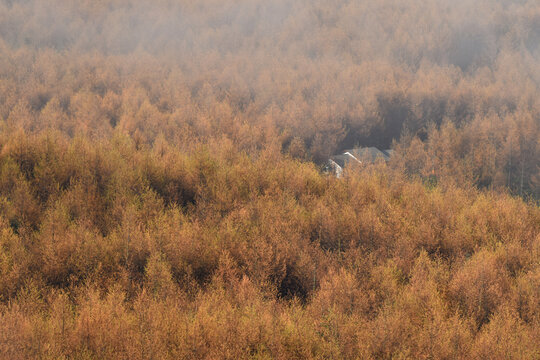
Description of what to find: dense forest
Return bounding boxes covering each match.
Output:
[0,0,539,358]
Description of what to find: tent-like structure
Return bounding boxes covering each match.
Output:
[325,147,393,177]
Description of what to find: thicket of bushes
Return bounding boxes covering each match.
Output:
[0,132,538,359]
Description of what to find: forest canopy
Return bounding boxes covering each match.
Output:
[0,0,539,358]
[1,0,538,195]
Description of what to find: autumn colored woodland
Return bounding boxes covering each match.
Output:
[0,0,539,359]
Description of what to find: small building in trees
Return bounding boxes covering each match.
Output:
[325,147,393,177]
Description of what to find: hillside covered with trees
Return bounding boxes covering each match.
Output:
[0,0,539,358]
